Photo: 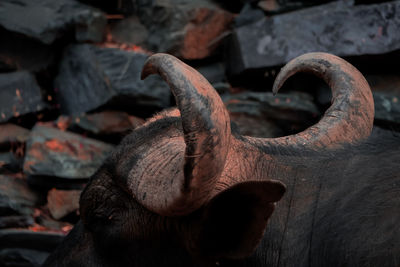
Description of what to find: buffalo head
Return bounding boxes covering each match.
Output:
[44,52,375,266]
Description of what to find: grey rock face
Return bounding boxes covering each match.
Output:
[224,91,321,135]
[23,124,113,179]
[0,216,34,229]
[0,124,30,148]
[0,28,55,72]
[136,0,234,59]
[47,189,81,220]
[0,0,106,44]
[373,92,400,126]
[257,0,334,13]
[0,248,49,267]
[0,72,46,123]
[110,16,149,46]
[0,174,40,216]
[0,229,64,252]
[56,111,144,136]
[228,1,400,74]
[55,44,171,115]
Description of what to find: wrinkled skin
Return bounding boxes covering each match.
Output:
[43,53,400,267]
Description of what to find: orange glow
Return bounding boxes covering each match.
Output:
[16,89,22,101]
[29,224,48,232]
[98,32,152,55]
[56,116,70,131]
[61,225,73,233]
[106,14,124,19]
[42,139,92,161]
[45,139,65,152]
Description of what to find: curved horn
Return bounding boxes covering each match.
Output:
[137,53,231,216]
[251,52,374,151]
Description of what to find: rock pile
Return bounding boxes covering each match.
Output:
[0,0,399,265]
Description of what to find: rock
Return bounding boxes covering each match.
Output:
[373,92,400,126]
[0,0,106,44]
[0,216,34,229]
[0,28,55,72]
[196,62,227,84]
[47,189,81,220]
[228,1,400,74]
[230,113,284,138]
[257,0,279,12]
[53,111,144,144]
[363,74,400,129]
[0,248,49,267]
[56,111,144,136]
[34,210,74,232]
[195,62,230,94]
[224,91,320,135]
[367,74,400,95]
[0,152,23,173]
[78,0,135,14]
[27,176,87,191]
[212,82,232,95]
[224,91,320,120]
[0,72,46,123]
[0,229,64,252]
[354,0,392,4]
[110,16,148,46]
[137,0,234,59]
[55,44,171,115]
[234,3,266,27]
[0,124,30,148]
[0,174,40,216]
[257,0,334,14]
[23,124,113,179]
[315,84,332,107]
[212,0,246,13]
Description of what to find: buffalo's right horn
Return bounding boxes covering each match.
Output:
[249,52,374,151]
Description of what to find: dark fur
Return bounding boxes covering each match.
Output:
[44,114,400,267]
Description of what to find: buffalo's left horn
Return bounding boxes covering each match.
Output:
[134,53,231,216]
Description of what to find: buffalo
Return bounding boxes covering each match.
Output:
[43,53,400,267]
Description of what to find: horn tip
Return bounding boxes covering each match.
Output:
[141,53,175,80]
[272,81,281,95]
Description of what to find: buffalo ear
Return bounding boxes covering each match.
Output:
[194,180,286,259]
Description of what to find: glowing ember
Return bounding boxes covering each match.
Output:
[14,143,25,157]
[16,89,22,101]
[27,223,71,235]
[29,224,48,232]
[97,32,152,55]
[36,113,44,120]
[106,14,124,19]
[45,139,65,152]
[56,116,70,131]
[61,225,73,233]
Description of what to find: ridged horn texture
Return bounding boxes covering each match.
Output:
[138,53,231,216]
[256,52,374,151]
